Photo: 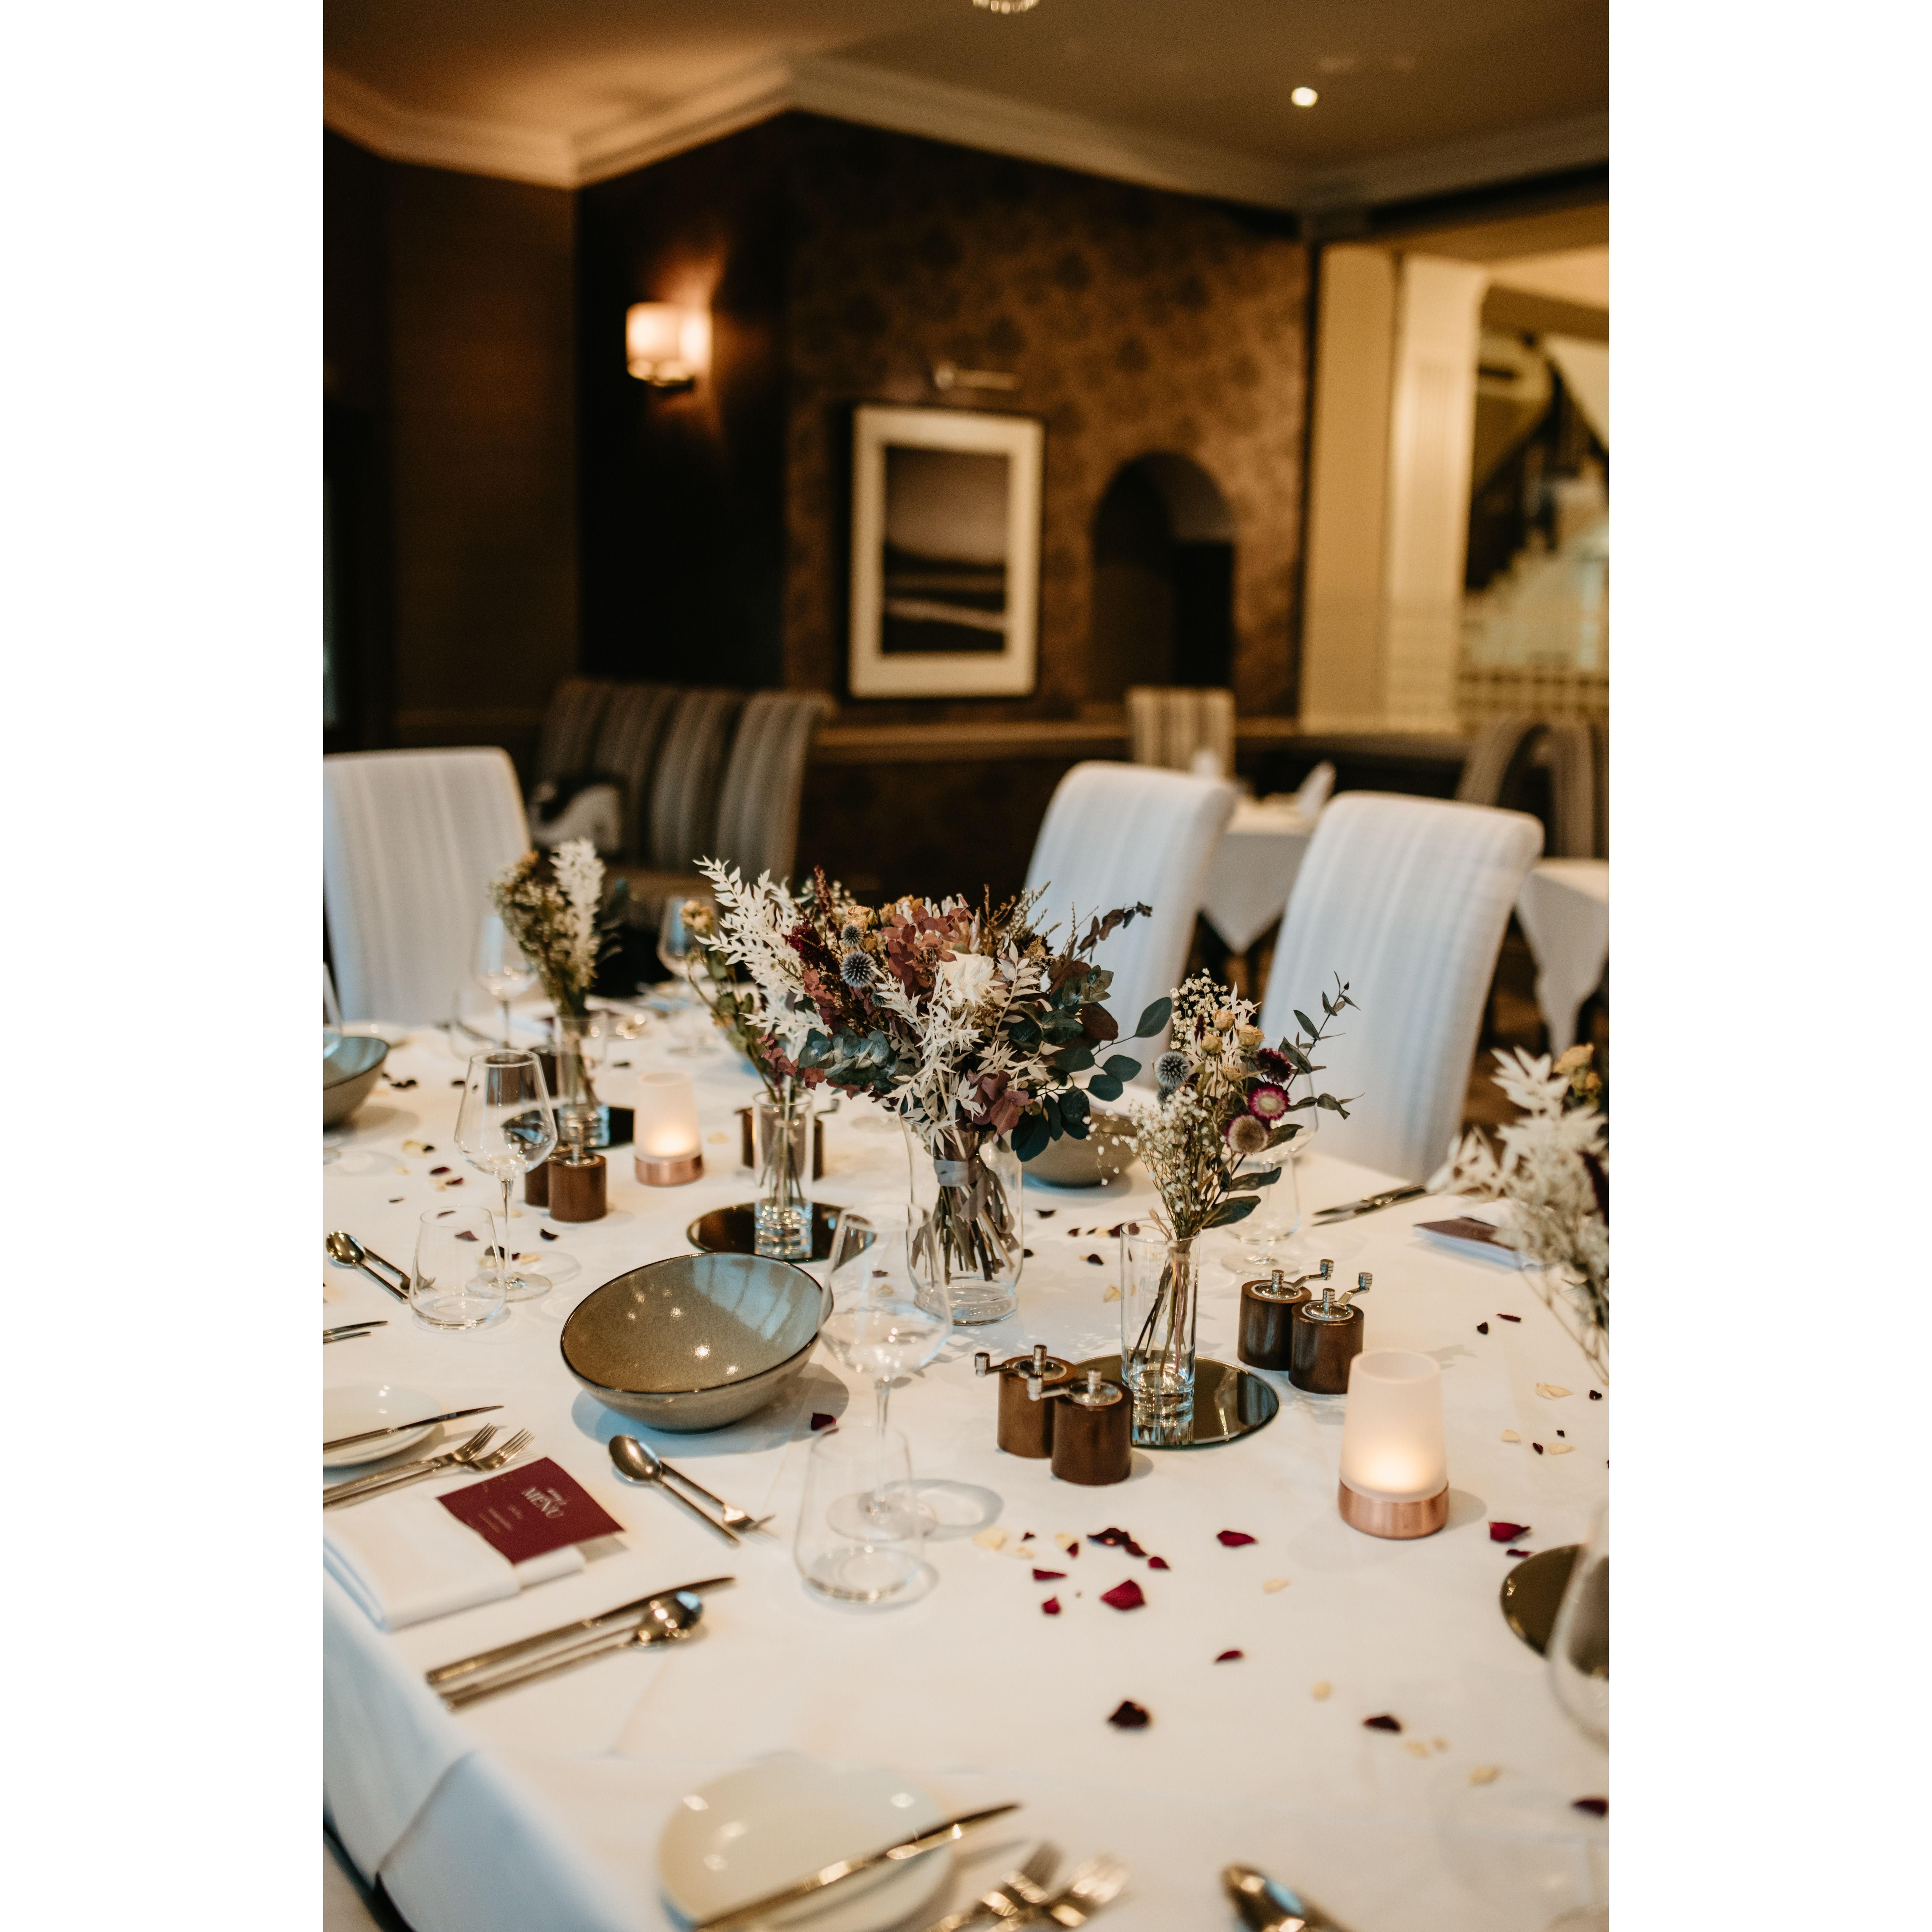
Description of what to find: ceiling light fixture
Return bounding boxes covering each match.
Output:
[1291,86,1319,108]
[973,0,1041,14]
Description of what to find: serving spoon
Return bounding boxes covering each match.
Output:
[325,1230,410,1303]
[441,1590,705,1707]
[609,1436,744,1543]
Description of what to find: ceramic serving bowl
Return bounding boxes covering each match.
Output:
[560,1252,828,1432]
[1022,1108,1138,1187]
[324,1034,388,1127]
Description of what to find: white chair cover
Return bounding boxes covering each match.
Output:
[1024,762,1236,1057]
[1258,793,1543,1181]
[325,749,529,1024]
[1293,760,1336,819]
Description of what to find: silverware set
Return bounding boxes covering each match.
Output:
[323,1425,533,1507]
[1310,1182,1428,1226]
[324,1320,387,1344]
[920,1846,1128,1931]
[325,1229,411,1302]
[608,1434,771,1543]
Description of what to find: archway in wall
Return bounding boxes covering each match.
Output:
[1089,453,1236,698]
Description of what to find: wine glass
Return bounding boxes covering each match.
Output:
[324,963,344,1062]
[473,911,536,1047]
[454,1051,557,1300]
[656,899,716,1054]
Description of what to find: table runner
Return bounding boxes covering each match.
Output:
[324,1022,1608,1930]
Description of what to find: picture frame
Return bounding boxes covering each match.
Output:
[847,404,1044,698]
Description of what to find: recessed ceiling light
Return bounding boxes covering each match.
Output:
[1291,86,1319,108]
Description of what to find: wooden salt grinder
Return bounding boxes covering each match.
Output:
[1048,1370,1132,1487]
[1238,1259,1329,1369]
[973,1344,1074,1457]
[547,1140,608,1222]
[523,1158,551,1208]
[1290,1271,1370,1394]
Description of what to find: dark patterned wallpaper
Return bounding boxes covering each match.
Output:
[778,118,1310,717]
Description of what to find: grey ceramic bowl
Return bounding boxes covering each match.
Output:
[560,1252,829,1432]
[1023,1109,1138,1188]
[323,1034,388,1128]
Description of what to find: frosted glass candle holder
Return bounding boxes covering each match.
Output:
[633,1070,704,1185]
[1337,1348,1449,1539]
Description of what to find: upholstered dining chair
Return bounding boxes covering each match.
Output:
[608,687,747,924]
[1258,793,1544,1182]
[577,682,681,859]
[1455,714,1547,809]
[324,748,529,1024]
[1542,719,1598,859]
[710,691,834,883]
[530,677,615,788]
[1126,686,1237,779]
[1024,761,1237,1062]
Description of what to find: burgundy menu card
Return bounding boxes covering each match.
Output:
[436,1457,622,1564]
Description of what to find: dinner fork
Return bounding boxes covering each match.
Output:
[654,1454,775,1533]
[322,1426,502,1508]
[347,1429,531,1503]
[918,1842,1061,1932]
[1012,1856,1128,1927]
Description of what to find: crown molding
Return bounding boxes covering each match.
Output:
[324,64,574,186]
[1298,109,1609,212]
[326,54,1605,218]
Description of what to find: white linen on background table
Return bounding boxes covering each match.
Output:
[325,1487,587,1631]
[1199,799,1314,954]
[1514,860,1610,1054]
[324,1024,1608,1932]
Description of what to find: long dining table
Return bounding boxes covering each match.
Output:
[323,1017,1609,1932]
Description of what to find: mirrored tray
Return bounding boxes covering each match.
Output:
[1074,1354,1280,1449]
[686,1201,843,1262]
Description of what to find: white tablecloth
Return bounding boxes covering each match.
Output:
[324,1025,1608,1932]
[1515,861,1610,1054]
[1199,800,1315,954]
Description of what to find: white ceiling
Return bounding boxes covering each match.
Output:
[325,0,1607,209]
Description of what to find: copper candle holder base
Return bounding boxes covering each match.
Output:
[1337,1479,1449,1540]
[634,1151,704,1186]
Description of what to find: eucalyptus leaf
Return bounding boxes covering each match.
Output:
[1086,1073,1124,1102]
[1013,1112,1050,1162]
[1205,1196,1259,1228]
[1133,996,1174,1040]
[1101,1054,1140,1079]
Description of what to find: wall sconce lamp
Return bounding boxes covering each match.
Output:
[626,303,710,391]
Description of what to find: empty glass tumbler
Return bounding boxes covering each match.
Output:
[411,1206,507,1330]
[793,1422,926,1604]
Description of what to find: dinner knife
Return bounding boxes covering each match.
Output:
[691,1804,1022,1932]
[324,1404,503,1453]
[424,1576,737,1687]
[1311,1184,1427,1224]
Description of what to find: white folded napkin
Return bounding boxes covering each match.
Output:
[326,1487,586,1632]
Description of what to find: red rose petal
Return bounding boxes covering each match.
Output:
[449,1078,464,1086]
[1042,1597,1062,1616]
[1106,1699,1150,1729]
[1123,1538,1148,1558]
[810,1412,837,1431]
[1506,1547,1533,1557]
[539,1229,559,1241]
[1533,1443,1544,1454]
[1217,1531,1258,1547]
[1363,1713,1402,1732]
[1497,1312,1522,1323]
[1033,1569,1066,1582]
[1086,1253,1103,1264]
[1214,1649,1244,1662]
[1100,1579,1146,1611]
[429,1166,451,1175]
[1572,1797,1608,1817]
[1476,1322,1490,1334]
[1489,1522,1531,1542]
[1022,1248,1035,1258]
[442,1177,463,1185]
[387,1197,403,1204]
[1147,1555,1170,1570]
[1556,1430,1566,1438]
[454,1230,478,1242]
[1035,1208,1055,1217]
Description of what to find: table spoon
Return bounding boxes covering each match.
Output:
[441,1590,704,1707]
[609,1435,741,1543]
[325,1231,409,1303]
[1222,1864,1351,1931]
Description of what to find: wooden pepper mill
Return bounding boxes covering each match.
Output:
[1290,1271,1371,1393]
[1238,1259,1332,1369]
[1046,1369,1132,1487]
[523,1157,551,1209]
[974,1343,1075,1457]
[547,1130,608,1222]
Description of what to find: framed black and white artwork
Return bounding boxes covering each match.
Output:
[847,404,1044,698]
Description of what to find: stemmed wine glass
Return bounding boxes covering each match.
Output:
[820,1203,949,1531]
[473,911,537,1047]
[454,1051,557,1301]
[655,899,712,1054]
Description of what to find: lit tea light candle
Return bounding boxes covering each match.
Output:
[633,1071,705,1186]
[1337,1348,1449,1539]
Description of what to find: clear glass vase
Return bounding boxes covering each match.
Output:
[907,1126,1023,1325]
[1548,1504,1608,1747]
[753,1084,813,1261]
[1120,1229,1199,1446]
[548,1010,605,1151]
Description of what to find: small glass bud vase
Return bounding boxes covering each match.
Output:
[1548,1504,1608,1748]
[753,1084,814,1261]
[548,1010,604,1151]
[907,1126,1023,1325]
[1119,1227,1199,1445]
